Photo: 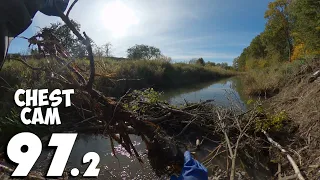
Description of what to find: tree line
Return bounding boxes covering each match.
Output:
[189,58,232,69]
[24,20,231,69]
[233,0,320,71]
[26,21,167,61]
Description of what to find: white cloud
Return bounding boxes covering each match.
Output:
[29,0,244,63]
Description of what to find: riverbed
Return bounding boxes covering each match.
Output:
[34,77,258,179]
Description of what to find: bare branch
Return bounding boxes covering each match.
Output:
[66,0,79,17]
[262,130,305,180]
[55,1,95,90]
[56,6,84,41]
[11,58,44,71]
[83,32,95,90]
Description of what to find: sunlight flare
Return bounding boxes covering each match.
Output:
[100,1,139,38]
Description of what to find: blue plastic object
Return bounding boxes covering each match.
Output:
[40,0,70,16]
[171,151,208,180]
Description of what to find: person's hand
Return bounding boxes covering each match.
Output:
[171,151,208,180]
[40,0,70,16]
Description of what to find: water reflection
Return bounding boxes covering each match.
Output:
[161,77,248,109]
[33,77,252,179]
[67,135,160,179]
[35,135,160,179]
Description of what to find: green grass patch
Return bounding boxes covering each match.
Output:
[241,59,308,97]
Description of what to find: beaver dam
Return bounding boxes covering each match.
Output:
[0,6,315,180]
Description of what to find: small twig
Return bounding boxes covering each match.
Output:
[276,163,281,180]
[157,103,196,117]
[147,112,172,123]
[11,58,44,70]
[75,116,97,125]
[289,148,302,166]
[174,117,197,137]
[201,143,222,164]
[202,136,221,144]
[182,99,214,111]
[107,89,131,128]
[55,1,96,90]
[114,78,142,82]
[0,76,13,90]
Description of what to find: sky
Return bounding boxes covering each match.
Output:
[9,0,272,65]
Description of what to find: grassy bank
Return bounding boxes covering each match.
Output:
[0,58,235,144]
[59,58,236,96]
[242,59,308,97]
[1,58,236,90]
[10,59,232,97]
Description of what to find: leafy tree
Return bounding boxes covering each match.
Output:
[248,34,267,59]
[127,44,162,60]
[196,58,205,66]
[234,0,296,71]
[262,0,293,61]
[30,48,38,56]
[37,20,89,58]
[290,0,320,54]
[232,57,240,70]
[234,0,320,71]
[233,48,249,71]
[291,43,305,61]
[158,55,172,62]
[207,61,216,66]
[216,62,229,69]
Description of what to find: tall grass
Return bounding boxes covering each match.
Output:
[0,58,235,144]
[76,58,236,96]
[0,58,236,105]
[242,59,311,97]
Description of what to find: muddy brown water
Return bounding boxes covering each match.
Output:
[32,77,270,179]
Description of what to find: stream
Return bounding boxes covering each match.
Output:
[161,77,248,108]
[34,77,269,179]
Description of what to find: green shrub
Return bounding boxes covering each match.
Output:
[255,109,288,132]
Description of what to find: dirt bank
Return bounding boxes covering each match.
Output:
[248,59,320,179]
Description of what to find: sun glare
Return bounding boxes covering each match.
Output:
[100,1,139,38]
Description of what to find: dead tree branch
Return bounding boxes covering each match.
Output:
[262,130,305,180]
[66,0,79,17]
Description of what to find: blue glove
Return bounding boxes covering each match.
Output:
[40,0,70,16]
[171,151,208,180]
